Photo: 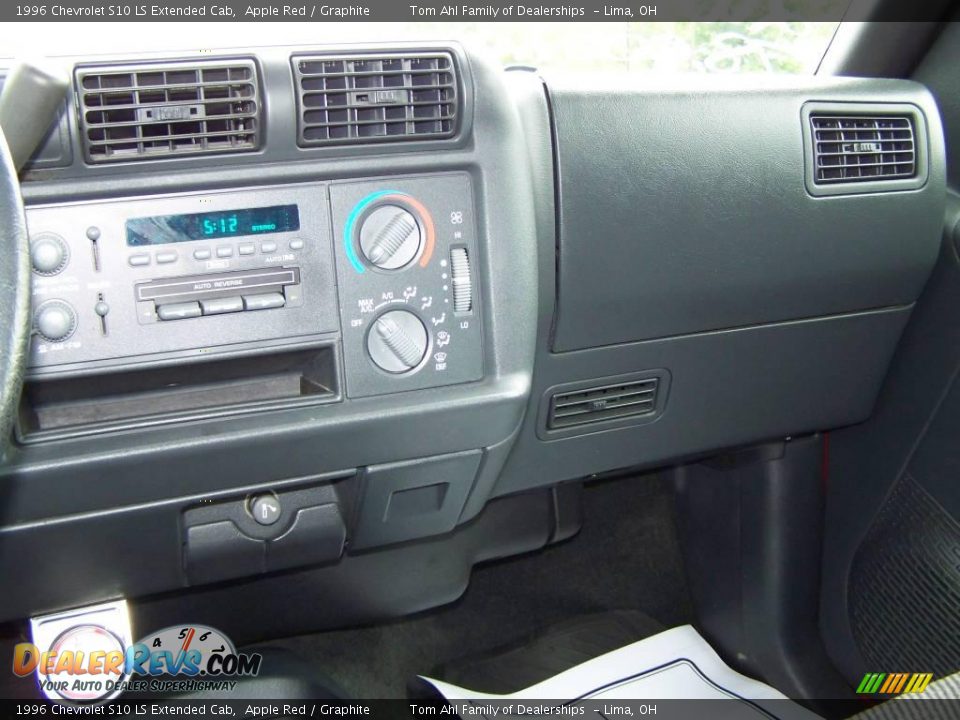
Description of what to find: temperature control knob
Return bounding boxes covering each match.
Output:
[34,300,77,343]
[30,233,69,275]
[359,205,422,270]
[367,310,428,373]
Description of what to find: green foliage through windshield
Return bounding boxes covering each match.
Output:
[423,21,840,74]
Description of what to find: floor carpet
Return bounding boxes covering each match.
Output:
[263,472,693,698]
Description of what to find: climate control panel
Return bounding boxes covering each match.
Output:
[331,174,483,398]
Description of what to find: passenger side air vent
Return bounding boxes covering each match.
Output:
[811,114,916,184]
[547,376,661,431]
[292,52,458,146]
[76,59,261,163]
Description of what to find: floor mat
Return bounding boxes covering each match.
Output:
[420,610,664,696]
[420,624,819,720]
[266,473,693,698]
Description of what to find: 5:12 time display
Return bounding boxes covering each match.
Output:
[203,215,240,237]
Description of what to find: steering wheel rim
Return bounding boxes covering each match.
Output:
[0,127,31,457]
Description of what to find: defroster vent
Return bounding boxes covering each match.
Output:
[548,377,660,431]
[76,59,261,163]
[811,114,916,184]
[293,52,458,146]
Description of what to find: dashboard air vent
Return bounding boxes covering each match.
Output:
[810,115,915,184]
[293,52,457,146]
[76,59,261,163]
[548,377,660,430]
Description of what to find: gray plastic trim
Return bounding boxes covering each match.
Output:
[546,75,945,354]
[20,42,476,185]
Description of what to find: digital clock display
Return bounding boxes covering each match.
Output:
[126,204,300,246]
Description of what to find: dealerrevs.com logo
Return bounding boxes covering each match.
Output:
[12,624,262,702]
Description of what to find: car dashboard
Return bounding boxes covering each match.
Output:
[0,42,946,641]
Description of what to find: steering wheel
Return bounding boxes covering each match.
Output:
[0,128,31,457]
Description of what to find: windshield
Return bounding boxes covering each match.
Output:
[2,21,839,74]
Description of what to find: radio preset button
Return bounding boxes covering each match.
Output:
[157,302,202,321]
[289,239,305,251]
[193,249,212,261]
[156,251,178,264]
[136,300,157,324]
[129,254,151,267]
[261,241,277,254]
[201,296,244,315]
[216,246,234,258]
[243,293,286,311]
[284,285,303,305]
[238,243,256,256]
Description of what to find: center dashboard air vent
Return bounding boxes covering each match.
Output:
[292,52,458,146]
[76,59,261,163]
[803,103,928,196]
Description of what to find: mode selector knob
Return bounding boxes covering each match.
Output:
[359,205,423,270]
[30,233,69,275]
[34,300,77,343]
[367,310,428,373]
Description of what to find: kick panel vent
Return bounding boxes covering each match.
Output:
[293,52,458,146]
[548,377,660,430]
[76,59,261,163]
[810,114,916,184]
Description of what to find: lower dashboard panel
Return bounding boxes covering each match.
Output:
[491,304,915,501]
[135,485,579,646]
[0,447,510,623]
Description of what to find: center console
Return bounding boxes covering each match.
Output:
[0,44,544,627]
[21,172,483,439]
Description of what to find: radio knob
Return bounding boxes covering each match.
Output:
[359,205,422,270]
[367,310,428,373]
[34,300,77,343]
[30,233,69,275]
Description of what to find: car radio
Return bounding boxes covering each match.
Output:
[24,173,483,398]
[24,183,339,376]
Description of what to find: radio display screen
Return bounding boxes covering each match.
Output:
[126,204,300,246]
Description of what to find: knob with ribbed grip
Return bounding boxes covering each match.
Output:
[359,205,423,270]
[30,233,69,276]
[34,299,77,343]
[366,310,429,373]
